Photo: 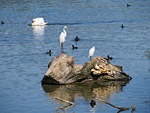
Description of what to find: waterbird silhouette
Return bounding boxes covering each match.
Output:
[90,100,96,108]
[1,21,4,24]
[127,4,131,7]
[75,36,80,41]
[45,50,51,56]
[72,45,78,49]
[107,55,113,60]
[121,24,124,29]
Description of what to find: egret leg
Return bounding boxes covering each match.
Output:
[90,56,92,61]
[60,43,64,53]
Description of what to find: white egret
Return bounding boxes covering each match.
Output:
[88,46,95,58]
[32,17,48,26]
[59,26,68,48]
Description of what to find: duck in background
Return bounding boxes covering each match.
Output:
[1,21,4,24]
[107,55,113,61]
[72,45,78,49]
[127,4,131,7]
[45,50,51,56]
[90,100,96,108]
[75,36,80,41]
[121,24,124,29]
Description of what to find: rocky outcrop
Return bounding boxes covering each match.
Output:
[41,53,132,85]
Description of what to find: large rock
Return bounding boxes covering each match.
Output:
[41,53,132,85]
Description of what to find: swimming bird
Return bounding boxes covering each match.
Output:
[32,18,48,26]
[88,46,95,59]
[107,55,113,60]
[121,24,124,29]
[1,21,4,24]
[72,45,78,49]
[127,4,131,7]
[59,26,68,48]
[75,36,80,41]
[90,100,96,108]
[45,50,51,56]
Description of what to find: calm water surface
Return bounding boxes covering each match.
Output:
[0,0,150,113]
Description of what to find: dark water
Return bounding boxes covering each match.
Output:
[0,0,150,113]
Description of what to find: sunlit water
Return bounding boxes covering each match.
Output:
[0,0,150,113]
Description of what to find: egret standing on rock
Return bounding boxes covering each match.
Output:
[59,26,68,48]
[88,46,95,59]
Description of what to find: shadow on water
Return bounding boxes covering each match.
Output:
[28,19,139,26]
[42,81,130,112]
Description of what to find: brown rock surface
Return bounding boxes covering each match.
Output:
[41,53,132,85]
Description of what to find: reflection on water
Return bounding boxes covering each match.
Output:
[145,49,150,59]
[32,25,46,40]
[42,81,129,112]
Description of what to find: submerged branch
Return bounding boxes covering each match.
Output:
[99,99,129,111]
[53,97,75,105]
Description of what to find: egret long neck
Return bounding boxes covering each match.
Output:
[63,28,66,35]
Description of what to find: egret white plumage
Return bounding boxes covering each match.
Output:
[88,46,95,58]
[59,26,68,48]
[32,17,48,26]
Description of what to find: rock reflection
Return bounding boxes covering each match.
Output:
[145,49,150,59]
[42,81,130,111]
[32,25,45,40]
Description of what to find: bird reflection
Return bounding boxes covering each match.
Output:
[32,25,45,40]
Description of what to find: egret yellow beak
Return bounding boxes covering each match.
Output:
[64,26,69,29]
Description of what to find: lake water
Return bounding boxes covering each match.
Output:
[0,0,150,113]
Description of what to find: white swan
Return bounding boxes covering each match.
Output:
[88,46,95,58]
[59,26,68,48]
[32,18,48,26]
